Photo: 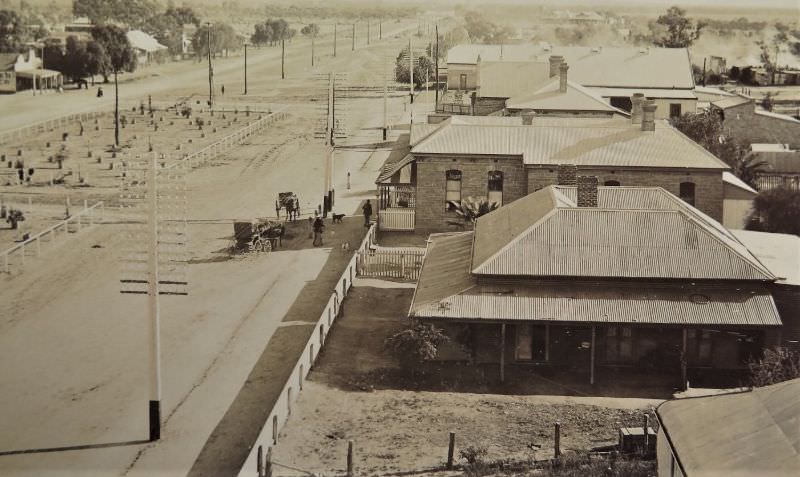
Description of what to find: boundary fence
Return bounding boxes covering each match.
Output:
[237,224,377,477]
[1,200,105,274]
[0,111,109,145]
[357,246,425,280]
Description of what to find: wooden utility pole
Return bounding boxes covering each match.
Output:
[367,21,370,45]
[352,23,355,51]
[379,20,382,39]
[243,42,248,94]
[281,38,285,79]
[147,153,162,441]
[207,22,213,107]
[311,34,315,66]
[383,55,388,141]
[435,24,439,108]
[333,23,337,57]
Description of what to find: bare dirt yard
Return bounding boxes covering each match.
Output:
[272,286,664,476]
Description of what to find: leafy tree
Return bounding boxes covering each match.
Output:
[395,50,434,87]
[453,197,500,224]
[193,23,241,59]
[650,6,705,48]
[74,0,158,28]
[164,6,199,27]
[384,323,449,372]
[300,23,319,37]
[92,24,136,146]
[463,10,515,44]
[747,187,800,236]
[0,9,23,52]
[250,22,273,46]
[144,12,182,55]
[427,26,469,63]
[748,347,800,387]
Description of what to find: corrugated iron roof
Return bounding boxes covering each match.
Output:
[507,79,629,115]
[732,229,800,286]
[711,95,752,110]
[473,208,775,280]
[411,117,729,170]
[478,61,550,98]
[410,232,476,313]
[656,378,800,475]
[376,153,415,183]
[589,87,697,100]
[447,44,694,89]
[410,123,442,146]
[723,171,758,194]
[412,285,781,327]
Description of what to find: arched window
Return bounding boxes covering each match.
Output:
[679,182,696,206]
[488,171,503,206]
[445,170,462,211]
[604,180,621,186]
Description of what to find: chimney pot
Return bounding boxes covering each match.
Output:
[576,176,599,208]
[548,55,564,78]
[630,93,645,125]
[521,111,535,125]
[641,101,657,132]
[559,63,569,93]
[557,164,578,186]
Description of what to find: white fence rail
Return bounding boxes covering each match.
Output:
[237,224,377,477]
[1,201,105,274]
[357,247,425,280]
[0,111,109,145]
[378,208,415,231]
[167,110,289,171]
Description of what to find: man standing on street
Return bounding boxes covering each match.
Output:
[313,215,325,246]
[362,200,373,227]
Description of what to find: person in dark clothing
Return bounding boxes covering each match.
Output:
[362,200,373,227]
[313,216,325,246]
[221,84,225,95]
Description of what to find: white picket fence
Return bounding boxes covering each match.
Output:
[378,208,415,231]
[1,201,105,274]
[357,246,425,280]
[237,224,377,477]
[0,111,109,145]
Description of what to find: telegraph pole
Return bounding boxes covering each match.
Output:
[367,21,370,45]
[281,38,285,79]
[311,33,315,66]
[409,36,414,124]
[352,23,355,51]
[206,22,213,108]
[379,20,382,40]
[435,24,439,109]
[147,153,162,442]
[333,23,337,57]
[243,42,248,94]
[383,55,388,141]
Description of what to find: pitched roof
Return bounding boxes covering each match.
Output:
[447,44,694,89]
[410,232,475,313]
[0,53,20,71]
[754,151,800,173]
[478,61,550,98]
[732,229,800,286]
[723,171,757,194]
[126,30,167,53]
[506,79,629,115]
[471,186,774,281]
[656,379,800,475]
[589,86,697,100]
[411,116,730,170]
[711,95,752,110]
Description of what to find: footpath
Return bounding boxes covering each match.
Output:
[187,215,369,477]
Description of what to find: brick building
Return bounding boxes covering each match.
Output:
[711,95,800,149]
[409,184,782,388]
[378,99,730,234]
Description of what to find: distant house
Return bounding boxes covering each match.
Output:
[408,182,782,387]
[444,44,697,118]
[377,103,731,234]
[0,48,62,93]
[181,24,197,56]
[126,30,168,65]
[711,95,800,150]
[656,378,800,476]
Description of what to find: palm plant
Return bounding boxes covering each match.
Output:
[452,196,499,224]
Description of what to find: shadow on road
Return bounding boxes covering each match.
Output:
[0,439,149,456]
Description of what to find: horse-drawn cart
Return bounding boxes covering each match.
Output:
[276,192,300,221]
[234,219,285,252]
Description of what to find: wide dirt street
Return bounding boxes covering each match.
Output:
[0,19,422,477]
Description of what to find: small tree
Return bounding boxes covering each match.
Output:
[92,24,137,147]
[6,209,24,229]
[748,347,800,387]
[453,196,499,224]
[384,322,449,372]
[650,6,706,48]
[747,187,800,236]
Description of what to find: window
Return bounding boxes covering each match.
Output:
[445,170,462,211]
[605,327,633,362]
[679,182,696,206]
[515,324,546,361]
[670,103,682,118]
[460,74,467,90]
[488,170,503,206]
[604,180,621,186]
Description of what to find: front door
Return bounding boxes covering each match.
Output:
[460,74,467,90]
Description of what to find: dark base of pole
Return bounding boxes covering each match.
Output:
[149,400,161,441]
[382,128,387,141]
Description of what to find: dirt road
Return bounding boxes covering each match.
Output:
[0,22,420,476]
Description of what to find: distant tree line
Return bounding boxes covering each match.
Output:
[193,23,243,58]
[250,18,296,47]
[462,11,515,44]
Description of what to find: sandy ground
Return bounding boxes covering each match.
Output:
[272,286,663,477]
[0,20,424,477]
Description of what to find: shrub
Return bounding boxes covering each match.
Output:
[748,347,800,387]
[384,322,449,371]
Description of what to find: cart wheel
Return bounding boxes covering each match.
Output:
[250,238,262,253]
[264,239,273,252]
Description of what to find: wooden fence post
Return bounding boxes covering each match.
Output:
[347,440,354,477]
[643,414,650,450]
[446,431,455,470]
[264,446,272,477]
[256,445,263,477]
[554,421,561,459]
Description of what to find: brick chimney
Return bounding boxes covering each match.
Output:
[559,63,569,93]
[576,176,599,207]
[521,111,535,125]
[641,100,657,132]
[630,93,645,125]
[549,55,564,78]
[557,164,578,186]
